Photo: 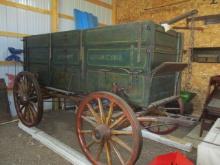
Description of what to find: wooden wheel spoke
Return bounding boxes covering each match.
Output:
[28,106,35,122]
[80,130,93,134]
[111,130,133,135]
[97,98,105,123]
[29,101,37,110]
[28,95,38,102]
[96,141,104,161]
[105,141,112,165]
[87,104,101,124]
[86,140,96,148]
[24,108,30,122]
[22,109,26,118]
[22,106,28,118]
[106,102,114,125]
[23,76,28,92]
[81,115,97,127]
[18,83,24,95]
[111,136,132,153]
[19,105,25,112]
[111,141,125,165]
[29,83,36,96]
[29,102,38,120]
[20,78,27,94]
[110,115,126,129]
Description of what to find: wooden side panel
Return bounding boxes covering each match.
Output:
[50,31,81,91]
[25,34,50,86]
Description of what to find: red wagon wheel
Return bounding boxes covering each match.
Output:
[140,99,183,135]
[141,117,178,135]
[76,91,142,165]
[13,71,43,127]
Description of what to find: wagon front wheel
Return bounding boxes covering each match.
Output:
[13,71,43,127]
[76,91,142,165]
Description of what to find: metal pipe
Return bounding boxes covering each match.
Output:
[137,96,180,117]
[147,96,180,109]
[45,86,75,95]
[161,9,198,25]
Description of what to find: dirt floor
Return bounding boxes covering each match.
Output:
[0,111,197,165]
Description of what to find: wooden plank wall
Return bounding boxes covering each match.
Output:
[115,0,220,116]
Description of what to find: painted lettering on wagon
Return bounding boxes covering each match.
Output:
[88,50,129,66]
[90,54,123,61]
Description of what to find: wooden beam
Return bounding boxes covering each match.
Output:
[0,0,50,15]
[86,0,112,10]
[59,13,74,20]
[112,0,117,24]
[51,0,59,32]
[99,22,106,26]
[0,31,28,38]
[0,61,23,66]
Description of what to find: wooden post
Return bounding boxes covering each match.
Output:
[112,0,117,24]
[51,0,59,32]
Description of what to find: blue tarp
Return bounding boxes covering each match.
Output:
[74,9,98,30]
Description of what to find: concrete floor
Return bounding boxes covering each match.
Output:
[0,111,197,165]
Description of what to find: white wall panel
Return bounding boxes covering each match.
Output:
[59,0,112,31]
[0,6,50,34]
[9,0,50,10]
[59,18,74,31]
[0,0,51,116]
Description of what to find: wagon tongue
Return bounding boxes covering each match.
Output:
[152,62,188,76]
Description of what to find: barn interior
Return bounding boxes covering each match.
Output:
[0,0,220,165]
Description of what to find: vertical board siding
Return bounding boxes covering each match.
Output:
[59,18,75,31]
[8,0,50,10]
[0,5,50,35]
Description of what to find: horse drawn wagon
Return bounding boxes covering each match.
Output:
[14,20,191,165]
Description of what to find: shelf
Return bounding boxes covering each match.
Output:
[0,61,23,66]
[192,47,220,63]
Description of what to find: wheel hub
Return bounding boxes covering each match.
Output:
[20,95,29,105]
[93,124,110,142]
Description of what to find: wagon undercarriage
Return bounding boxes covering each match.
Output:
[13,70,196,165]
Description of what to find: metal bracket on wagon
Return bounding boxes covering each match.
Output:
[152,62,188,76]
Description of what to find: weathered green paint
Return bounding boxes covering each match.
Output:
[23,21,183,107]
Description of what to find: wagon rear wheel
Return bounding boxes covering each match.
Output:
[141,114,178,135]
[140,99,183,135]
[13,71,43,127]
[76,91,142,165]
